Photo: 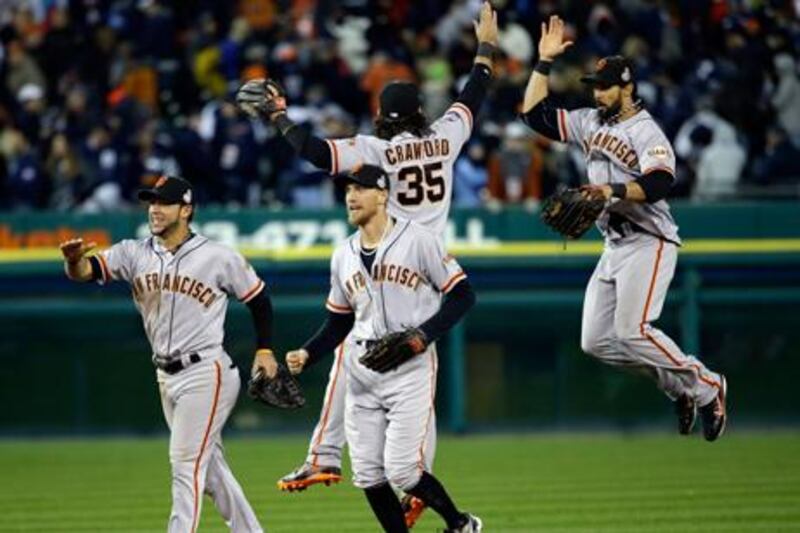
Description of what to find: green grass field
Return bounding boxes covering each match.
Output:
[0,431,798,532]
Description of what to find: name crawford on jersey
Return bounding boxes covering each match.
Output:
[383,137,451,165]
[131,271,220,308]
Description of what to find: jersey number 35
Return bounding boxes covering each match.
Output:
[397,162,445,206]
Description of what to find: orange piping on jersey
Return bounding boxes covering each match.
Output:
[417,348,437,473]
[441,271,467,293]
[240,279,265,303]
[643,165,675,177]
[96,253,110,283]
[191,361,222,533]
[325,300,352,313]
[557,109,567,141]
[311,344,345,467]
[450,103,473,131]
[640,240,720,390]
[326,139,340,175]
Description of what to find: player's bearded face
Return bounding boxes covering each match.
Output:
[346,184,385,226]
[594,85,622,121]
[148,202,183,236]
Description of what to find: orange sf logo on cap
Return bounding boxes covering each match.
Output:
[155,175,168,188]
[596,58,607,71]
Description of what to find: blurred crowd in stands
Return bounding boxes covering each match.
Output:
[0,0,798,212]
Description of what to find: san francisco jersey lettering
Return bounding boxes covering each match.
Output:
[325,219,466,340]
[557,107,681,244]
[97,235,264,358]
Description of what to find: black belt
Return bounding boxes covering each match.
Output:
[608,212,648,237]
[156,353,201,375]
[607,212,680,246]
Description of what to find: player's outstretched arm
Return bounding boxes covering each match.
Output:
[473,1,498,71]
[59,238,96,282]
[452,2,498,122]
[522,15,573,113]
[519,16,573,141]
[235,78,334,172]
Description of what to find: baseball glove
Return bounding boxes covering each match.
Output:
[236,78,287,119]
[358,329,427,373]
[540,188,606,240]
[247,363,306,409]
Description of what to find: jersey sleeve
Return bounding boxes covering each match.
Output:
[95,240,137,284]
[557,107,594,144]
[418,232,467,294]
[219,247,265,303]
[430,103,473,153]
[326,134,381,175]
[325,250,353,314]
[632,125,676,177]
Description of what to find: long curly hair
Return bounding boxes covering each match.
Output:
[374,111,433,140]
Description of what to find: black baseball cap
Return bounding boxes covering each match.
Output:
[337,165,390,190]
[580,56,635,87]
[379,81,422,121]
[137,175,194,204]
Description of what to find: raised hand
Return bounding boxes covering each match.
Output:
[473,1,498,46]
[538,15,573,61]
[59,238,96,264]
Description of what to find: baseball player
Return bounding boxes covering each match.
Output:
[285,165,482,533]
[236,0,498,520]
[59,175,277,532]
[520,16,727,441]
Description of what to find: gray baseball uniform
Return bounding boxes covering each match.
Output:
[97,234,263,533]
[304,104,473,470]
[325,219,466,490]
[555,106,723,406]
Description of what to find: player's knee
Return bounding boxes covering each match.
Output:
[352,466,386,490]
[581,330,611,356]
[386,463,422,492]
[614,323,642,344]
[170,445,199,464]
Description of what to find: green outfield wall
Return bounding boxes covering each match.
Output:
[1,202,798,435]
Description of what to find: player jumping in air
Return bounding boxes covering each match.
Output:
[520,16,727,441]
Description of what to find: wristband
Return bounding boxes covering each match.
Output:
[610,183,627,199]
[476,42,496,60]
[255,348,274,356]
[272,112,294,134]
[534,60,553,75]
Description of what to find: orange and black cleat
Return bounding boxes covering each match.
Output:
[400,494,427,529]
[700,375,728,442]
[674,394,697,435]
[277,463,342,492]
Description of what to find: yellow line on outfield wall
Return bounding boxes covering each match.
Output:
[2,239,800,263]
